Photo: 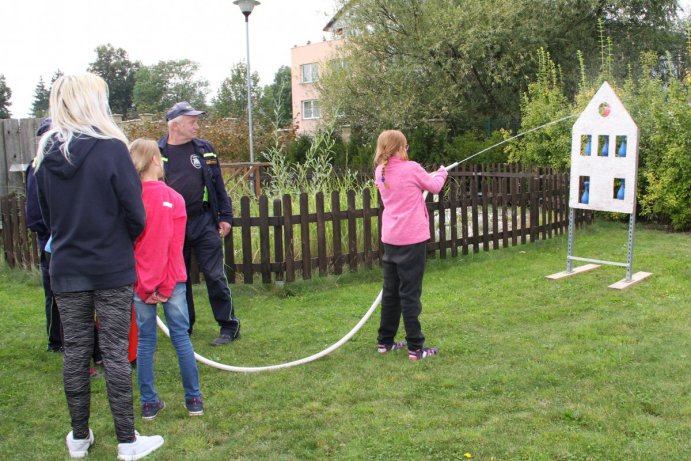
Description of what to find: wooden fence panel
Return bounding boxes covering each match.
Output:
[531,176,540,242]
[331,191,343,275]
[471,175,480,253]
[481,175,490,252]
[510,176,518,246]
[315,192,327,277]
[425,193,435,259]
[362,188,373,270]
[459,176,469,255]
[225,211,236,284]
[240,196,253,284]
[3,120,23,197]
[501,177,509,248]
[347,190,357,272]
[491,176,499,249]
[448,181,458,258]
[299,193,311,280]
[542,173,549,240]
[520,176,528,244]
[272,199,283,281]
[437,190,446,259]
[282,194,295,283]
[258,195,271,284]
[0,121,8,197]
[1,194,16,267]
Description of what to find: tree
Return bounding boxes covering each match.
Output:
[0,74,11,119]
[258,65,293,128]
[320,0,687,135]
[133,59,208,115]
[212,61,262,120]
[30,76,50,118]
[50,69,64,84]
[88,44,140,117]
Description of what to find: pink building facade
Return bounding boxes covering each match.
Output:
[290,38,345,135]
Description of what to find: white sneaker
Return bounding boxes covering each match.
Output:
[66,429,94,458]
[117,431,164,461]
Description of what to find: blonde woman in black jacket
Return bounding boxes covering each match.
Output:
[35,73,163,461]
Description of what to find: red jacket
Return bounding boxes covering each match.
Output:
[134,181,187,300]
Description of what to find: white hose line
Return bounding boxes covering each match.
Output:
[155,114,578,373]
[156,291,382,373]
[444,113,578,172]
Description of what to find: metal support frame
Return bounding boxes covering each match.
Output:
[564,206,636,280]
[566,207,575,273]
[625,212,636,282]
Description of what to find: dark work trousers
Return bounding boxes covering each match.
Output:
[41,251,63,350]
[55,285,136,443]
[183,210,240,337]
[378,241,427,351]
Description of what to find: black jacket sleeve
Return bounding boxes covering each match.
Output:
[25,164,49,240]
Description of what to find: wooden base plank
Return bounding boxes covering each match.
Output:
[546,263,601,280]
[608,271,653,290]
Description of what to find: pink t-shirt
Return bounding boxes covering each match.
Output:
[134,180,187,300]
[375,156,447,245]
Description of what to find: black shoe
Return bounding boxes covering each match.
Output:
[47,345,64,353]
[210,332,240,346]
[141,400,166,420]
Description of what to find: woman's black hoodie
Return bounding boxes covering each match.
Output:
[36,135,146,292]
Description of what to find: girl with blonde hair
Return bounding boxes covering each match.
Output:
[34,73,163,460]
[373,130,448,361]
[129,139,204,420]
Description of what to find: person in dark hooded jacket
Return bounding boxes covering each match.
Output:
[26,118,64,352]
[34,73,163,461]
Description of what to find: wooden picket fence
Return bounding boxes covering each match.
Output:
[2,165,592,284]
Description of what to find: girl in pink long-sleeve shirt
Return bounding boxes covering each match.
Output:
[374,130,447,361]
[130,139,203,420]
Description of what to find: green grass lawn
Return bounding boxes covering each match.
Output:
[0,221,688,460]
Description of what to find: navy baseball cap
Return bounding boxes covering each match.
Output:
[165,102,206,121]
[36,118,51,136]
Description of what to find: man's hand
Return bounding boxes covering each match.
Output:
[218,221,232,238]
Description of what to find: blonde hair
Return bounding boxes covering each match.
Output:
[373,130,408,188]
[129,138,162,176]
[34,73,128,169]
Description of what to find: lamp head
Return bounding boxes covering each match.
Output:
[234,0,260,17]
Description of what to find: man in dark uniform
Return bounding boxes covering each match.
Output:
[158,102,240,346]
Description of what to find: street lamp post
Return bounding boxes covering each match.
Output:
[234,0,260,167]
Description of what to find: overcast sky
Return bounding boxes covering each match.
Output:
[2,1,689,119]
[2,0,339,118]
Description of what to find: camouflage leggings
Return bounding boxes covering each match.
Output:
[55,285,136,443]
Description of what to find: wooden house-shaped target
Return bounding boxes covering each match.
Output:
[547,82,652,289]
[570,81,637,213]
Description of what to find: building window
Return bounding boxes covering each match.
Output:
[301,63,319,84]
[302,100,320,120]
